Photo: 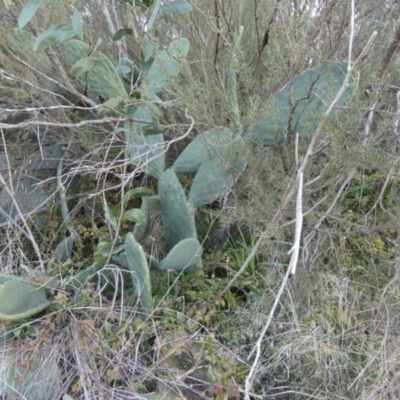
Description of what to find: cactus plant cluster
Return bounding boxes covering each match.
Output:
[0,2,358,320]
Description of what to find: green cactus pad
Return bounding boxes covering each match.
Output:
[124,232,152,312]
[66,39,127,101]
[144,37,189,94]
[245,62,357,145]
[173,129,247,208]
[158,169,199,273]
[159,169,197,248]
[133,195,160,242]
[159,238,203,270]
[125,107,165,179]
[0,275,50,321]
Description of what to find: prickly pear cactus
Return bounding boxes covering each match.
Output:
[66,39,127,101]
[159,238,203,270]
[125,107,166,179]
[124,232,152,311]
[245,62,357,145]
[0,275,50,321]
[173,128,247,208]
[144,37,189,95]
[158,169,199,273]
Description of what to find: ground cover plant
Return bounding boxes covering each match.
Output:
[1,0,400,399]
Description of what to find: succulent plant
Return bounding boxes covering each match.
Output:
[245,62,357,145]
[0,275,50,321]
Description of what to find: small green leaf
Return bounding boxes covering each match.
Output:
[63,395,76,400]
[123,187,153,205]
[159,238,203,270]
[70,56,100,77]
[0,276,50,321]
[104,203,118,229]
[3,0,11,10]
[98,96,124,115]
[18,0,42,29]
[52,236,75,265]
[160,0,192,14]
[34,24,78,52]
[147,0,161,31]
[125,233,152,311]
[113,28,134,41]
[72,9,83,40]
[122,208,146,224]
[142,33,154,62]
[51,0,62,11]
[145,37,189,94]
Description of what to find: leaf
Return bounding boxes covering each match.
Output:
[125,107,165,179]
[245,62,357,145]
[18,0,42,29]
[145,37,189,94]
[63,395,76,400]
[34,24,78,52]
[122,208,146,224]
[51,0,62,11]
[123,187,153,205]
[72,9,83,40]
[104,203,118,229]
[146,0,161,31]
[125,233,152,311]
[112,28,134,41]
[98,96,124,115]
[159,238,203,270]
[0,276,50,321]
[66,40,127,100]
[70,56,101,77]
[142,33,154,62]
[160,0,192,14]
[2,0,11,10]
[173,128,247,208]
[52,236,75,265]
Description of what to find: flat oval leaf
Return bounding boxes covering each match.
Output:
[125,233,152,311]
[159,238,202,270]
[113,28,134,41]
[34,24,78,52]
[123,187,153,205]
[146,0,161,31]
[142,33,154,62]
[3,0,11,10]
[245,62,357,145]
[70,56,101,77]
[0,278,50,321]
[18,0,42,29]
[160,0,192,14]
[104,203,118,229]
[122,208,146,224]
[72,8,83,40]
[145,37,189,94]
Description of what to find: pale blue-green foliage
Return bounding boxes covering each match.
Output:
[125,107,166,179]
[133,195,160,242]
[124,232,153,311]
[0,275,50,321]
[143,37,189,95]
[173,128,247,208]
[116,57,140,89]
[158,238,203,270]
[158,169,199,273]
[66,39,127,101]
[245,62,356,145]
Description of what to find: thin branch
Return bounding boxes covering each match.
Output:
[288,170,303,276]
